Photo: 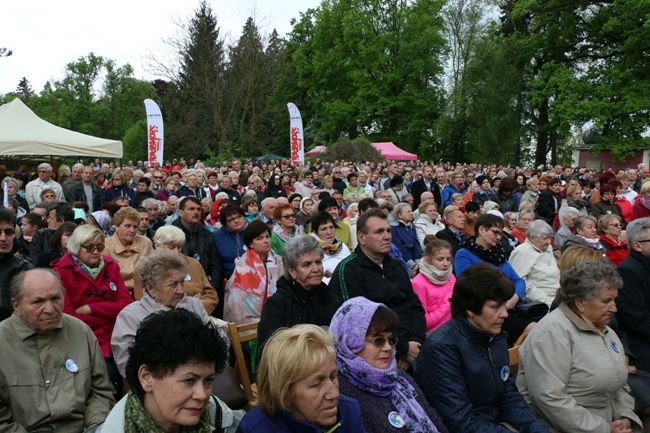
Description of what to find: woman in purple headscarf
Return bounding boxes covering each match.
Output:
[329,297,448,433]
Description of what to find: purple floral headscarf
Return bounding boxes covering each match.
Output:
[330,297,439,432]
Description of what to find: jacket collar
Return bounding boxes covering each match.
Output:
[353,245,397,272]
[10,310,65,341]
[558,302,610,335]
[276,409,339,433]
[455,316,506,347]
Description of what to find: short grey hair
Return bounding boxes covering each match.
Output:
[11,268,63,303]
[2,177,19,190]
[517,209,535,224]
[392,203,411,221]
[153,226,186,247]
[72,163,84,171]
[38,163,53,172]
[141,198,160,210]
[67,225,105,255]
[625,217,650,245]
[261,197,278,209]
[137,250,188,293]
[557,261,622,305]
[526,220,554,240]
[559,206,579,227]
[574,215,597,232]
[282,235,324,279]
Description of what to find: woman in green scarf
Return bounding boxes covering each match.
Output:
[98,308,239,433]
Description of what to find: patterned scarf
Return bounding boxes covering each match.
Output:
[311,233,343,256]
[418,257,452,285]
[567,197,587,210]
[640,194,650,213]
[330,297,439,433]
[272,224,303,243]
[460,236,508,266]
[124,391,212,433]
[303,179,314,188]
[72,254,105,279]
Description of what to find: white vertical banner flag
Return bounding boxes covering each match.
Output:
[144,99,164,168]
[287,103,304,166]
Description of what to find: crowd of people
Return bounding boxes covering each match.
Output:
[1,156,650,432]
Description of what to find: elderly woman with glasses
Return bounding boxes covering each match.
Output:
[271,203,304,256]
[257,235,341,362]
[112,249,212,378]
[598,213,630,266]
[214,204,247,281]
[52,224,132,393]
[330,297,449,433]
[516,262,642,433]
[131,225,219,315]
[510,220,560,307]
[104,170,136,207]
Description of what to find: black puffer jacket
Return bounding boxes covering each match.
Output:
[415,317,550,433]
[0,247,35,321]
[257,276,341,362]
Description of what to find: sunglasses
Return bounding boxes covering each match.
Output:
[80,244,106,252]
[0,228,16,236]
[365,335,398,347]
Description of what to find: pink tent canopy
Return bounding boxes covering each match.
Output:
[305,145,327,157]
[371,142,418,161]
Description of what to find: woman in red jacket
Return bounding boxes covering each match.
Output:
[52,224,132,395]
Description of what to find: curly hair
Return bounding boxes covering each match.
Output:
[125,309,227,402]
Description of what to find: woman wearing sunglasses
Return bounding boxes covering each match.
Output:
[330,297,448,433]
[52,224,132,395]
[598,213,630,265]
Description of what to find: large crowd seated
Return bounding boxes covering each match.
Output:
[1,156,650,432]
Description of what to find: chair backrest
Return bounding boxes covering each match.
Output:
[508,332,529,376]
[228,321,258,404]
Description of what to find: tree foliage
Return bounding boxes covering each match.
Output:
[319,137,384,163]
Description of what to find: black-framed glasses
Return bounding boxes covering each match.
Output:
[365,335,398,347]
[80,244,105,252]
[0,228,16,236]
[636,239,650,244]
[226,215,244,223]
[281,214,296,220]
[609,223,622,228]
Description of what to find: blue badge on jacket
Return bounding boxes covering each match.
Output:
[388,411,405,428]
[500,366,510,381]
[610,340,620,353]
[65,359,79,373]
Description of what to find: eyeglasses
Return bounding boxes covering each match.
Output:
[635,239,650,244]
[281,214,296,220]
[488,228,503,238]
[609,223,622,228]
[0,228,16,236]
[80,244,106,252]
[226,215,244,223]
[365,335,398,347]
[154,176,163,179]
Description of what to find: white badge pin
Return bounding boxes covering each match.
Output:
[193,254,200,261]
[65,359,79,373]
[500,366,510,381]
[185,274,191,281]
[109,282,117,291]
[388,411,405,428]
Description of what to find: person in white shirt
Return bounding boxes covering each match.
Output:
[24,163,65,209]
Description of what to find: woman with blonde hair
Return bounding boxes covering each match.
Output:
[237,324,365,432]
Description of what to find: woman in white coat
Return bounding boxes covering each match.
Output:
[414,199,445,249]
[310,211,350,284]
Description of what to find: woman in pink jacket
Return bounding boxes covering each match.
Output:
[411,237,456,334]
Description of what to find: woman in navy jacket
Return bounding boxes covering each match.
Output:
[415,264,549,433]
[391,203,422,273]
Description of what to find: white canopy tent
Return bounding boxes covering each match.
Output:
[0,98,123,158]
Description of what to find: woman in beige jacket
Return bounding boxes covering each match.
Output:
[516,261,642,433]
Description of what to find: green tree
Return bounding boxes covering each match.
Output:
[290,0,447,153]
[170,0,229,160]
[320,137,384,163]
[15,77,34,103]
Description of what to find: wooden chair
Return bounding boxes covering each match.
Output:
[228,321,259,404]
[508,332,529,376]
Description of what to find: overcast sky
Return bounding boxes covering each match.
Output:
[0,0,321,95]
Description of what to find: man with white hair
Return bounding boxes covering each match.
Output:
[62,162,84,198]
[24,163,65,209]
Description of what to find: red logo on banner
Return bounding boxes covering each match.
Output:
[148,125,162,167]
[291,126,302,165]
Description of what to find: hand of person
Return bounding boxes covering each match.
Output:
[75,304,92,315]
[397,359,410,371]
[505,294,520,311]
[406,341,421,364]
[627,365,637,375]
[610,419,632,433]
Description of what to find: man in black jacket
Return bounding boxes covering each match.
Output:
[616,217,650,372]
[329,209,426,371]
[67,165,105,212]
[172,196,223,317]
[411,165,442,210]
[0,209,34,321]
